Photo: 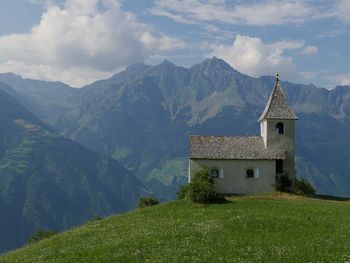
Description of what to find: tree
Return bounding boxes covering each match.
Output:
[186,168,217,203]
[28,229,57,244]
[275,172,292,192]
[295,178,316,195]
[138,197,160,208]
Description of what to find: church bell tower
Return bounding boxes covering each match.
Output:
[258,73,298,188]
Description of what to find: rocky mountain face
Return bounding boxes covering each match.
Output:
[0,83,145,252]
[1,58,350,201]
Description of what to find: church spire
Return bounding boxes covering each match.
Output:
[258,73,297,122]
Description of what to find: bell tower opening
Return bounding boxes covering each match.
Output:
[276,122,284,134]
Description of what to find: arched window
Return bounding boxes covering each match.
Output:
[210,169,219,179]
[246,169,254,178]
[276,122,284,134]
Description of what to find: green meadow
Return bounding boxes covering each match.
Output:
[1,192,350,263]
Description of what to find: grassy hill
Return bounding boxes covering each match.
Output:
[1,192,350,263]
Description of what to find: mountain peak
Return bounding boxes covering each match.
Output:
[161,59,174,65]
[149,59,178,75]
[190,57,236,73]
[109,63,150,82]
[0,72,23,81]
[158,59,176,68]
[125,63,148,72]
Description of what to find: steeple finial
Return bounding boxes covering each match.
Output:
[275,72,280,81]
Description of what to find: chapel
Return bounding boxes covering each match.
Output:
[188,74,297,194]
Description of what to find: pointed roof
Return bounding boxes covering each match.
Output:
[258,74,297,122]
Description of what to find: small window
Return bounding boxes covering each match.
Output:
[246,169,254,178]
[276,122,284,134]
[210,169,219,179]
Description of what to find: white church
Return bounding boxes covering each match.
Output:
[188,74,297,194]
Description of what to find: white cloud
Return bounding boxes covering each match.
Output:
[0,0,187,87]
[141,31,187,52]
[211,35,303,80]
[150,0,313,26]
[334,0,350,21]
[329,74,350,86]
[0,60,118,87]
[297,45,318,55]
[231,1,311,25]
[271,40,305,50]
[300,71,320,80]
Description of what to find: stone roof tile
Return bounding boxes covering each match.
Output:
[189,135,285,160]
[258,78,297,121]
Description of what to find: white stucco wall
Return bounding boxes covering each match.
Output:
[261,119,296,188]
[189,159,276,194]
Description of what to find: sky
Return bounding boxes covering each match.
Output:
[0,0,349,88]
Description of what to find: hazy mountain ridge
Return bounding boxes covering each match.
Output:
[1,58,350,200]
[0,83,145,252]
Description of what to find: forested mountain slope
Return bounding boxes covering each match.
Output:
[0,83,144,252]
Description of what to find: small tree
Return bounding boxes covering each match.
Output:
[91,214,103,221]
[187,168,216,203]
[176,185,188,200]
[275,172,292,192]
[295,178,316,195]
[138,197,159,208]
[28,229,57,244]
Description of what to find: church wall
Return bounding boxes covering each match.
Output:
[189,159,276,194]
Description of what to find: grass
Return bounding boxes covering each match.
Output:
[1,192,350,263]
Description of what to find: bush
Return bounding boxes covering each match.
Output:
[295,178,316,195]
[176,185,188,200]
[187,180,216,203]
[187,168,216,204]
[275,172,292,192]
[91,214,103,221]
[28,229,57,244]
[138,197,160,208]
[191,168,214,184]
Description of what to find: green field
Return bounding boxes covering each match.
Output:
[1,192,350,263]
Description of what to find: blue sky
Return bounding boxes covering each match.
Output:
[0,0,349,88]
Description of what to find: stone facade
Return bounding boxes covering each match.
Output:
[188,75,297,194]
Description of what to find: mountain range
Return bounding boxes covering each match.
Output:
[1,57,350,250]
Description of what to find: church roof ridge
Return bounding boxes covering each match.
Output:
[258,74,297,122]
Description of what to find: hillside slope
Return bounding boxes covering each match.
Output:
[0,83,145,252]
[1,193,349,263]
